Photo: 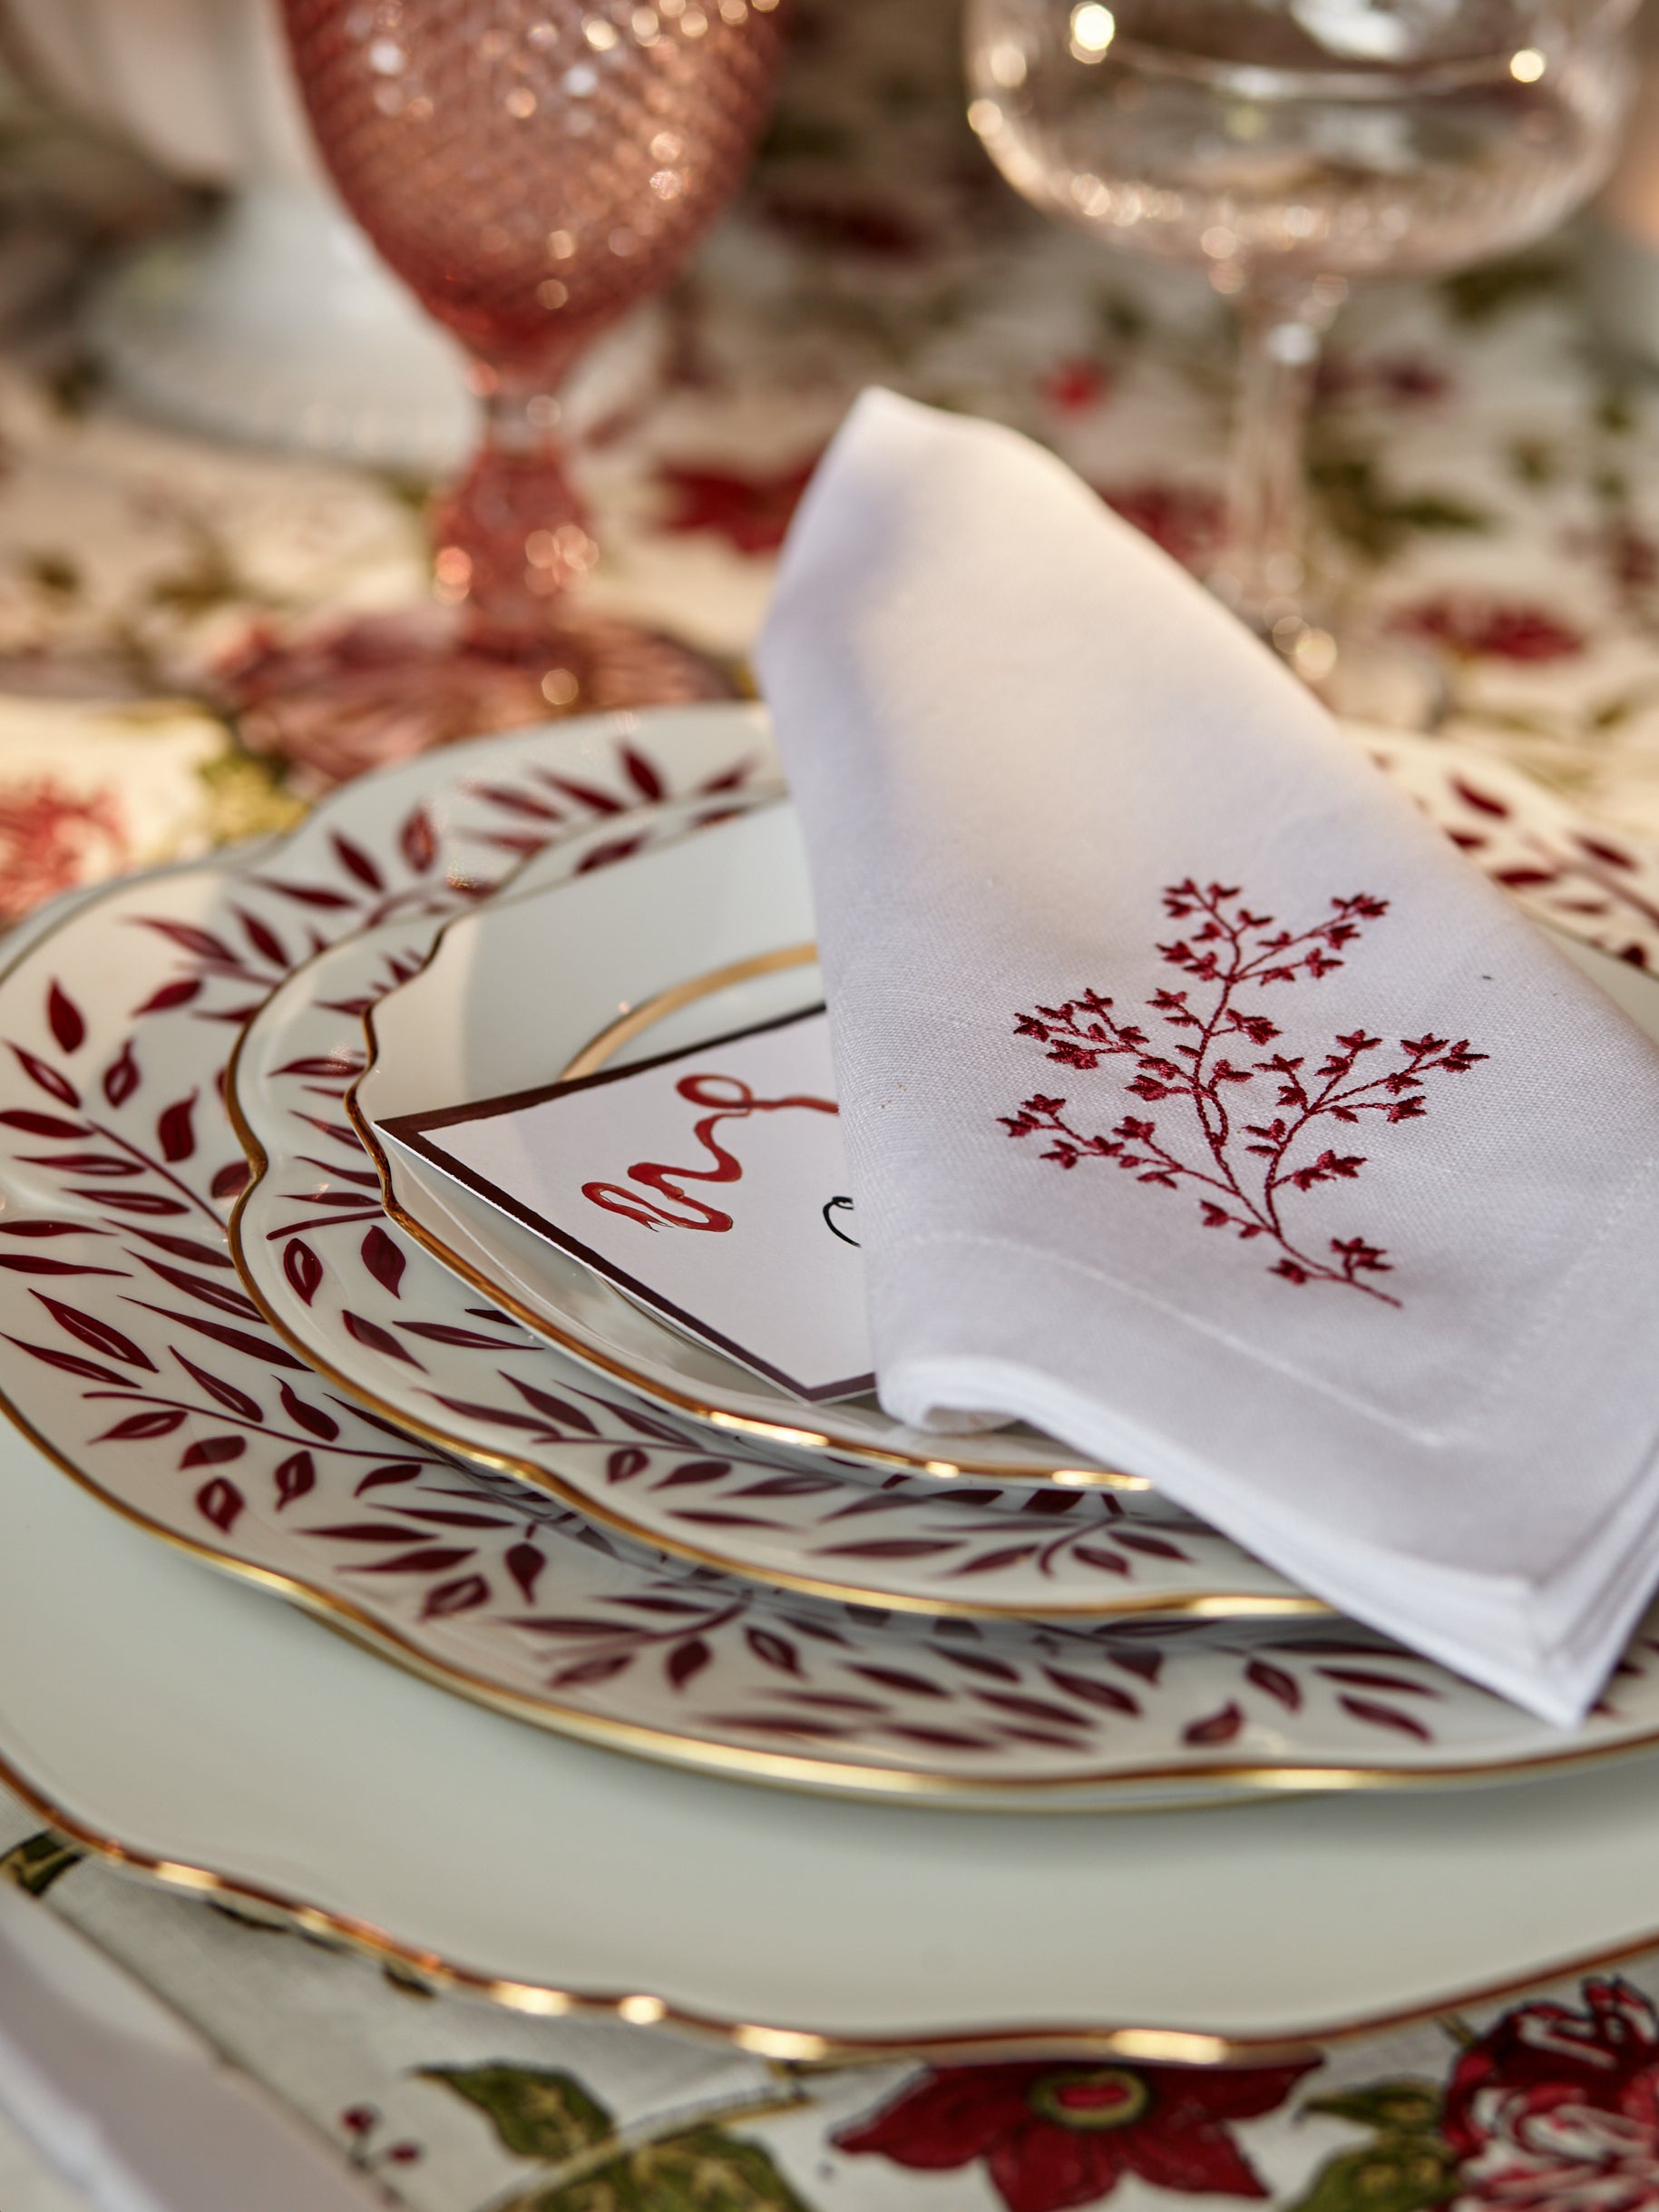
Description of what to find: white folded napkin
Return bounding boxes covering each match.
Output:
[756,388,1659,1726]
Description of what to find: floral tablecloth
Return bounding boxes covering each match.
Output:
[5,0,1659,2206]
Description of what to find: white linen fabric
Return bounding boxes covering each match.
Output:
[756,388,1659,1726]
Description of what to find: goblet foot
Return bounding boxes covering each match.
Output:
[218,605,733,792]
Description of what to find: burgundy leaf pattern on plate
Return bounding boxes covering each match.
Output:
[5,709,1659,1802]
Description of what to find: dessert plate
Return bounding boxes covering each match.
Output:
[8,712,1659,1804]
[355,800,1116,1483]
[14,1400,1659,2059]
[230,801,1313,1620]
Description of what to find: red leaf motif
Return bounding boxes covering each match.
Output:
[1042,1669,1140,1715]
[102,1042,139,1106]
[138,919,236,962]
[354,1463,422,1494]
[181,1434,246,1470]
[46,983,84,1054]
[278,1379,338,1439]
[747,1628,801,1675]
[0,1220,96,1237]
[34,1293,155,1370]
[252,878,356,910]
[422,1574,491,1619]
[129,1303,307,1370]
[1245,1659,1303,1710]
[283,1239,323,1307]
[506,1378,600,1434]
[1451,778,1510,817]
[157,1093,197,1163]
[0,1111,93,1139]
[10,1044,79,1108]
[330,831,384,891]
[0,1255,123,1277]
[1115,1532,1190,1561]
[655,1460,730,1489]
[1071,1544,1131,1575]
[550,1654,632,1688]
[195,1476,244,1532]
[621,745,666,802]
[342,1309,424,1366]
[349,1545,475,1574]
[174,1352,262,1423]
[505,1542,545,1602]
[132,978,201,1016]
[1337,1694,1432,1740]
[359,1226,405,1297]
[667,1637,711,1688]
[233,907,288,966]
[399,806,437,874]
[136,1256,259,1319]
[210,1161,250,1201]
[92,1191,188,1217]
[1578,833,1637,871]
[607,1447,649,1484]
[94,1408,187,1442]
[1183,1701,1244,1746]
[397,1321,522,1347]
[274,1450,316,1508]
[3,1335,127,1385]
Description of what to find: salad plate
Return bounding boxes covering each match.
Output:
[231,798,1312,1621]
[8,711,1659,1803]
[13,1398,1659,2059]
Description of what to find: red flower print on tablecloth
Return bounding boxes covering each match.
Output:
[834,2056,1318,2211]
[0,776,127,923]
[1394,594,1586,663]
[1444,1977,1659,2209]
[1002,880,1487,1305]
[656,456,819,555]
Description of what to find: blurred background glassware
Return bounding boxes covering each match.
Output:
[228,0,786,781]
[964,0,1638,710]
[0,0,480,470]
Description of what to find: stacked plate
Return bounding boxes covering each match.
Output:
[6,700,1659,2060]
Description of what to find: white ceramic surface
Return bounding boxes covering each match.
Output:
[232,801,1314,1621]
[6,706,1658,1805]
[12,1402,1659,2058]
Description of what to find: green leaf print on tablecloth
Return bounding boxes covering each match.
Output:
[424,2063,814,2212]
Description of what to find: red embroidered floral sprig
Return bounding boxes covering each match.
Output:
[1001,879,1487,1307]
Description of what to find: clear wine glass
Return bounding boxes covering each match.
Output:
[964,0,1636,704]
[225,0,786,788]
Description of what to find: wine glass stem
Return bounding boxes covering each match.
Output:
[432,380,598,648]
[1217,285,1337,640]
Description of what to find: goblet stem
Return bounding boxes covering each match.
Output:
[429,379,598,649]
[1211,279,1344,680]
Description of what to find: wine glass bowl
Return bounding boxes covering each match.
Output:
[248,0,785,781]
[965,0,1635,695]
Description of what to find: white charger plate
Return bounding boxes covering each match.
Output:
[232,798,1312,1622]
[13,1402,1659,2061]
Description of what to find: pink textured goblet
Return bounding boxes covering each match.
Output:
[231,0,785,783]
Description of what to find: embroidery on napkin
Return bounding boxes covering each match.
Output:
[1000,879,1487,1307]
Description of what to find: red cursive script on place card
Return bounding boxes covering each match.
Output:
[583,1072,839,1232]
[1001,879,1487,1307]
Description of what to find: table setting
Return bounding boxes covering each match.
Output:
[8,0,1659,2207]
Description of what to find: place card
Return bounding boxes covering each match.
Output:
[377,1005,874,1401]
